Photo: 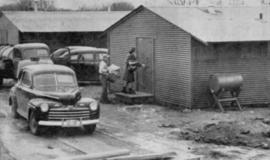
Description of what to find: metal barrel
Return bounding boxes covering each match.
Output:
[209,73,243,93]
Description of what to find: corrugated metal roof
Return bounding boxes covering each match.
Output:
[148,6,270,43]
[106,5,270,43]
[3,11,129,32]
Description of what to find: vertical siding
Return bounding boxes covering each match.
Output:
[109,8,192,107]
[20,32,105,51]
[0,15,19,44]
[191,39,270,108]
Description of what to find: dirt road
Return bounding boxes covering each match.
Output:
[1,81,270,160]
[0,84,137,160]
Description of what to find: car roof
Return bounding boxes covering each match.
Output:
[0,46,12,55]
[23,64,74,75]
[66,46,108,53]
[70,48,108,54]
[1,47,14,57]
[14,43,49,50]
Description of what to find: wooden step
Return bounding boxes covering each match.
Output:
[115,92,154,104]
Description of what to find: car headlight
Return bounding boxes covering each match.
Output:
[40,103,49,112]
[89,101,98,111]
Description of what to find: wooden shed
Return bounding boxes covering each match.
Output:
[0,11,128,51]
[106,5,270,108]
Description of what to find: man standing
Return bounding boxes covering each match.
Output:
[122,47,144,94]
[99,55,110,103]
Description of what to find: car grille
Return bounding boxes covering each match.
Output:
[48,107,91,121]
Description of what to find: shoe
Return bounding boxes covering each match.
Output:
[129,89,136,94]
[122,87,127,93]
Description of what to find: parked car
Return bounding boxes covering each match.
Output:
[51,46,108,84]
[9,64,100,135]
[0,43,53,85]
[0,45,11,56]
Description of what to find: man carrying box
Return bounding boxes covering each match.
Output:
[99,54,110,103]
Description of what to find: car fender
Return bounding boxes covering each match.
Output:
[27,98,57,120]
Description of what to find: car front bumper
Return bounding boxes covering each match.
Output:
[38,119,99,127]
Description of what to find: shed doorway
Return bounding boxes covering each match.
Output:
[136,37,154,94]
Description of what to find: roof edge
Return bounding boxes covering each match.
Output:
[104,5,145,33]
[103,5,208,44]
[145,7,208,45]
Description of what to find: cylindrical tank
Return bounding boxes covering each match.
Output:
[209,73,243,93]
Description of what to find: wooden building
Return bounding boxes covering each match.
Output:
[106,6,270,108]
[0,11,128,51]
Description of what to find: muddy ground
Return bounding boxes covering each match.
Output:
[1,80,270,159]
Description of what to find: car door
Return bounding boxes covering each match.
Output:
[16,70,33,118]
[51,48,69,65]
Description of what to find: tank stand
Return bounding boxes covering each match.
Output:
[209,89,242,112]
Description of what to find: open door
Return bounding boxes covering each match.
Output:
[136,37,154,94]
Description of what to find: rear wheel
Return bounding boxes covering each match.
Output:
[84,124,96,134]
[29,111,42,135]
[10,98,19,118]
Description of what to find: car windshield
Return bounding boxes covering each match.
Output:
[23,48,49,59]
[33,73,77,92]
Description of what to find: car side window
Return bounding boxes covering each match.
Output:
[70,55,79,61]
[21,71,32,87]
[83,53,94,61]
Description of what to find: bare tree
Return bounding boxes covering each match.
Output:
[0,0,56,11]
[78,2,134,11]
[110,2,134,11]
[167,0,199,6]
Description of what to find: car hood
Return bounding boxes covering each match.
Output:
[33,88,81,105]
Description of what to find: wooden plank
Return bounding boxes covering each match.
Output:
[115,92,153,98]
[55,149,130,160]
[115,92,154,104]
[107,151,177,160]
[218,98,237,102]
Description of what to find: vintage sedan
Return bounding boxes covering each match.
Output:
[51,46,108,84]
[0,43,52,85]
[9,64,99,135]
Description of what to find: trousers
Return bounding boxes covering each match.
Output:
[99,74,109,102]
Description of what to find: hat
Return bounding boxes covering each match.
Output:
[102,54,110,60]
[129,47,136,53]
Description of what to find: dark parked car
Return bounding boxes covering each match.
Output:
[0,43,52,84]
[51,46,108,84]
[9,64,100,135]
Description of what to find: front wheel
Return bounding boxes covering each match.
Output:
[84,124,96,134]
[29,111,42,135]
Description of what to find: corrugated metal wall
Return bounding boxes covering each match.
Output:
[109,8,192,107]
[191,39,270,108]
[0,15,19,44]
[19,32,106,51]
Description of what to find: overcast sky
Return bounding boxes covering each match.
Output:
[0,0,266,9]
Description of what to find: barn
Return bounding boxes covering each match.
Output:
[0,11,128,51]
[106,5,270,108]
